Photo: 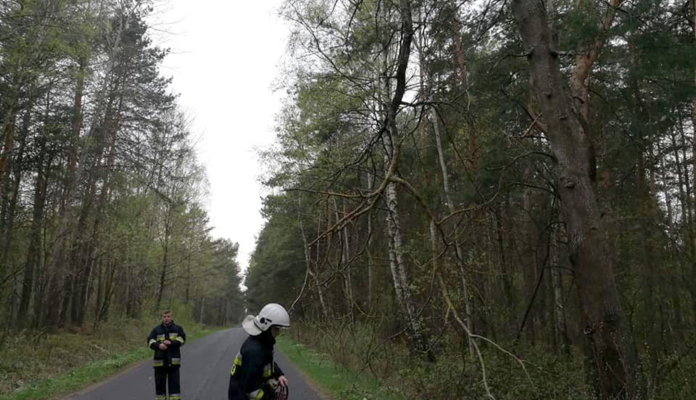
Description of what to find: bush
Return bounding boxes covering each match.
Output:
[287,321,596,400]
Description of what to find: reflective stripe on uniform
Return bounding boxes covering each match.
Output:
[156,396,166,400]
[248,389,264,400]
[157,334,165,342]
[262,363,272,378]
[170,394,181,400]
[171,358,181,366]
[230,352,242,376]
[153,360,164,367]
[148,339,157,346]
[175,336,185,344]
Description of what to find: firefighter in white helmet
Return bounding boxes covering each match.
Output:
[228,303,290,400]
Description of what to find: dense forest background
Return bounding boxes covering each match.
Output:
[0,0,245,333]
[2,0,696,399]
[244,0,696,399]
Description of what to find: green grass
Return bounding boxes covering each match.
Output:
[0,327,217,400]
[276,336,406,400]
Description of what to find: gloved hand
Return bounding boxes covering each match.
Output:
[264,378,289,400]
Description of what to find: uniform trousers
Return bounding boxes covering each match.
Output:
[154,367,181,400]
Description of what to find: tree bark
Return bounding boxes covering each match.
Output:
[448,0,476,171]
[549,215,569,354]
[678,124,696,318]
[156,207,172,312]
[691,0,696,250]
[511,0,642,397]
[366,170,374,313]
[0,109,17,194]
[377,0,432,359]
[669,128,696,319]
[657,137,684,341]
[18,141,48,327]
[0,107,30,327]
[0,106,29,274]
[518,181,540,345]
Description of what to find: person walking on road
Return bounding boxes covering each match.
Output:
[228,303,290,400]
[147,310,186,400]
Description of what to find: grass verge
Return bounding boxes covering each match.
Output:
[0,326,217,400]
[276,336,406,400]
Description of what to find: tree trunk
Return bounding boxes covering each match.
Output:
[549,215,569,354]
[156,206,174,312]
[63,55,89,326]
[632,61,661,391]
[692,0,696,261]
[376,0,431,359]
[0,106,30,278]
[448,0,476,171]
[678,125,696,318]
[382,131,431,357]
[18,140,48,327]
[2,119,28,328]
[72,87,124,326]
[431,106,474,357]
[299,207,328,319]
[519,183,539,345]
[383,173,431,356]
[335,199,354,322]
[657,137,684,340]
[511,0,642,397]
[670,129,696,318]
[691,0,696,323]
[366,170,374,313]
[0,109,17,194]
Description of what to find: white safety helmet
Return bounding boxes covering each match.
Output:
[242,303,290,336]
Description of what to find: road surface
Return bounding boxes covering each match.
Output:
[62,328,325,400]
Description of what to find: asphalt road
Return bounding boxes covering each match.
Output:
[62,328,325,400]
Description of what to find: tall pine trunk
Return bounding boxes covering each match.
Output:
[511,0,642,397]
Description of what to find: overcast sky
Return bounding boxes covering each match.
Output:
[151,0,290,272]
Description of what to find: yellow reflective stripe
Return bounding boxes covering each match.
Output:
[157,334,165,341]
[169,333,178,338]
[170,394,181,400]
[262,364,272,378]
[249,389,264,400]
[171,358,181,365]
[175,336,185,344]
[148,339,157,346]
[156,396,166,400]
[230,352,242,376]
[153,360,164,367]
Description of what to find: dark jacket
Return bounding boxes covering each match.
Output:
[228,332,284,400]
[147,321,186,368]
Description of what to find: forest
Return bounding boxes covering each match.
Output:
[244,0,696,399]
[1,0,695,399]
[0,0,244,333]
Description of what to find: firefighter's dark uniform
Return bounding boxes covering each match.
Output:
[147,321,186,400]
[228,331,284,400]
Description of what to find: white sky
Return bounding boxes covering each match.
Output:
[151,0,290,272]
